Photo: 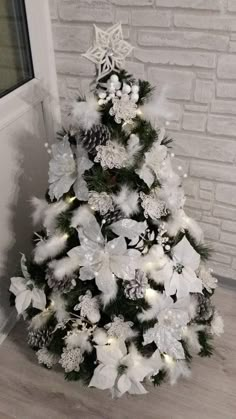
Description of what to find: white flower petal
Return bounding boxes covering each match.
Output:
[117,374,131,395]
[15,290,32,314]
[173,236,200,271]
[89,364,117,390]
[128,381,147,395]
[9,277,27,296]
[96,343,124,366]
[135,165,154,188]
[181,267,202,295]
[73,177,89,201]
[79,266,95,281]
[106,236,127,256]
[31,288,46,310]
[95,262,117,298]
[110,219,147,239]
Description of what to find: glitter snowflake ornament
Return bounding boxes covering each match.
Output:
[74,290,101,324]
[88,191,114,215]
[140,190,168,221]
[109,94,138,124]
[94,140,128,169]
[60,347,84,373]
[82,23,133,81]
[105,315,136,341]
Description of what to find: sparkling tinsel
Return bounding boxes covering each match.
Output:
[79,124,110,154]
[28,326,54,349]
[46,269,76,293]
[124,270,149,300]
[59,347,84,373]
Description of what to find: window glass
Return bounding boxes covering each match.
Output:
[0,0,34,98]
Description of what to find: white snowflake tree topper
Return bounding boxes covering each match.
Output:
[82,23,133,81]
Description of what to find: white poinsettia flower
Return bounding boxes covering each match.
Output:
[89,341,153,396]
[48,138,77,200]
[139,290,191,327]
[9,255,46,315]
[48,140,93,201]
[143,323,185,360]
[69,211,141,302]
[144,236,202,299]
[136,142,168,187]
[141,291,190,360]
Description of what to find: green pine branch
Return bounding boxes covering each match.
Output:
[198,330,214,357]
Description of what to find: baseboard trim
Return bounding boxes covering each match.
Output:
[0,310,17,346]
[216,274,236,291]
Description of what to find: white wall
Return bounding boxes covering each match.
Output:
[49,0,236,280]
[0,103,49,334]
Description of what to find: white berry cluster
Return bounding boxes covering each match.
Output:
[97,74,140,106]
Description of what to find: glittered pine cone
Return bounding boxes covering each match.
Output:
[28,326,54,349]
[46,269,76,293]
[79,124,111,154]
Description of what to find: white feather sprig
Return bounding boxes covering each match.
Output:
[166,209,204,243]
[34,233,68,264]
[141,86,174,127]
[31,197,69,235]
[50,292,69,323]
[65,331,93,353]
[113,185,139,217]
[70,96,100,131]
[50,256,80,281]
[31,197,48,225]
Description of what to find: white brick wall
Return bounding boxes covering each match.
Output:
[49,0,236,280]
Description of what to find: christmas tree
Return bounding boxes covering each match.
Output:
[9,24,223,397]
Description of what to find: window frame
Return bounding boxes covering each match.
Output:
[0,0,60,135]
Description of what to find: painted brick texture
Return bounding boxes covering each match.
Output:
[49,0,236,280]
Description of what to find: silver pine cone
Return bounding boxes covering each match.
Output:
[124,270,149,300]
[46,269,76,293]
[28,326,54,349]
[79,124,110,154]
